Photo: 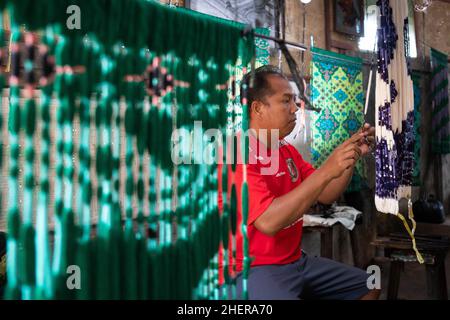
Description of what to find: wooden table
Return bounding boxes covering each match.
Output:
[371,233,450,300]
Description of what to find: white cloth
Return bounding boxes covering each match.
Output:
[303,206,362,231]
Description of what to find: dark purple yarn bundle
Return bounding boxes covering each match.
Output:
[374,0,423,263]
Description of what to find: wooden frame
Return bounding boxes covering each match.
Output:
[333,0,365,37]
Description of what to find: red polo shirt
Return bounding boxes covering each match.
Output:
[218,134,315,283]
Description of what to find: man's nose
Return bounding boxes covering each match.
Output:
[291,100,300,113]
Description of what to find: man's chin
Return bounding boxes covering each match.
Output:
[279,131,290,140]
[284,123,296,137]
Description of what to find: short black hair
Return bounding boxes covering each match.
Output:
[240,65,288,117]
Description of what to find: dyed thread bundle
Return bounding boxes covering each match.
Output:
[0,0,254,299]
[375,0,423,263]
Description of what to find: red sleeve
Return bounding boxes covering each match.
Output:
[246,164,276,226]
[292,147,316,180]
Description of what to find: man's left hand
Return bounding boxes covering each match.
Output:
[358,123,375,157]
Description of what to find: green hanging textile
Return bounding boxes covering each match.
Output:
[0,13,7,297]
[1,0,254,300]
[254,28,271,67]
[430,48,450,154]
[5,25,23,300]
[310,47,365,192]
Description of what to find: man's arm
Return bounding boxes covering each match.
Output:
[317,162,354,205]
[254,133,364,237]
[254,168,335,236]
[317,124,375,205]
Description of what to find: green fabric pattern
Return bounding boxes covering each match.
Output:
[430,48,450,154]
[1,0,254,300]
[310,47,365,192]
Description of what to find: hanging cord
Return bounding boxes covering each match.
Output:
[364,40,377,116]
[396,201,424,264]
[421,10,426,66]
[278,41,317,112]
[274,0,282,69]
[300,3,307,75]
[275,0,318,112]
[293,3,308,142]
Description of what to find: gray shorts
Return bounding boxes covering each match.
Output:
[232,251,370,300]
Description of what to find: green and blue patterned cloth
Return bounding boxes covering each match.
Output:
[310,47,365,192]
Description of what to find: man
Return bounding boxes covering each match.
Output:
[227,65,379,300]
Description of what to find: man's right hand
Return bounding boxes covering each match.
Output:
[320,131,364,180]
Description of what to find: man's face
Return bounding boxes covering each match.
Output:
[252,74,298,140]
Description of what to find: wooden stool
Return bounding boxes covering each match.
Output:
[372,233,450,300]
[303,225,335,259]
[303,221,362,265]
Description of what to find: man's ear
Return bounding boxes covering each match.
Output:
[251,100,264,118]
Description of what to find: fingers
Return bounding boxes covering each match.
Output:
[343,149,361,161]
[343,144,362,157]
[340,124,373,148]
[342,131,365,147]
[361,123,375,136]
[342,159,356,170]
[339,159,356,175]
[337,145,360,171]
[364,136,375,146]
[365,127,375,137]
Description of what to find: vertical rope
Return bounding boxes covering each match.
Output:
[5,23,22,300]
[123,59,137,299]
[75,34,92,300]
[20,32,38,300]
